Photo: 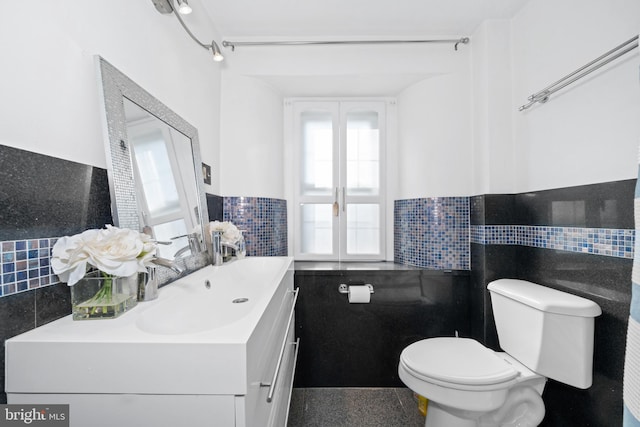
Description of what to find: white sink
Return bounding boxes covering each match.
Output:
[136,258,281,335]
[5,257,295,397]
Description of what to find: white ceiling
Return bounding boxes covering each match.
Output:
[200,0,531,38]
[196,0,532,96]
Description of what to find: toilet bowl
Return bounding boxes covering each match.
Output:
[398,337,546,427]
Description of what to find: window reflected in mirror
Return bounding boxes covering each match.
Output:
[123,98,199,259]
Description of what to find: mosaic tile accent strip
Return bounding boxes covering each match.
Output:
[470,225,634,259]
[1,238,60,297]
[394,197,470,270]
[223,197,288,257]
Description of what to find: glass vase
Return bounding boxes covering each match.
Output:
[70,270,138,320]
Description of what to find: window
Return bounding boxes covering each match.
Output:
[292,101,386,260]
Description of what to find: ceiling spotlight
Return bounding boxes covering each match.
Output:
[211,41,224,62]
[176,0,192,15]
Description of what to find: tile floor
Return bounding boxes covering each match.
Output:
[287,387,425,427]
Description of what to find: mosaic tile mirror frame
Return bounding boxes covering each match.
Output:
[96,56,211,284]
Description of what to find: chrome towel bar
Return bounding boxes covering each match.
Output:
[519,35,638,111]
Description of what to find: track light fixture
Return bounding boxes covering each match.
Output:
[211,41,224,62]
[175,0,192,15]
[151,0,224,63]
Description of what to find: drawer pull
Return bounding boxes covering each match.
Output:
[262,288,299,403]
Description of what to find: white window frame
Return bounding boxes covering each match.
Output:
[287,99,388,261]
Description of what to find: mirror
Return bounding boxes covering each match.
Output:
[123,99,200,259]
[96,56,210,281]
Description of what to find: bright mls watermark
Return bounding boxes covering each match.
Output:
[0,405,68,427]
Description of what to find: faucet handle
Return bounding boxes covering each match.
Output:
[171,233,202,254]
[187,232,202,253]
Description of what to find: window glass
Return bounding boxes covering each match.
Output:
[300,204,333,254]
[301,112,333,196]
[346,111,379,196]
[346,204,380,255]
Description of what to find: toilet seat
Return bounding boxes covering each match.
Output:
[400,337,519,390]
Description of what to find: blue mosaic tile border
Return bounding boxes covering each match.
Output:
[223,197,288,257]
[471,225,634,259]
[394,197,470,270]
[1,238,60,297]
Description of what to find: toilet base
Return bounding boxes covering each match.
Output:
[425,401,477,427]
[422,385,546,427]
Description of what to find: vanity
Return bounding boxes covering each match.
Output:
[5,257,298,427]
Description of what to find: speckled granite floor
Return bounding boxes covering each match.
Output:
[287,387,425,427]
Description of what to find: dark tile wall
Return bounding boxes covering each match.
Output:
[471,179,635,427]
[394,197,469,269]
[0,144,112,403]
[294,262,470,387]
[205,193,224,222]
[0,145,112,241]
[223,196,288,256]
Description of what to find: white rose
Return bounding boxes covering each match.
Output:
[51,234,90,286]
[51,225,158,285]
[83,226,145,278]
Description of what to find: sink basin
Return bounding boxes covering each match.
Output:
[136,278,256,335]
[134,257,291,335]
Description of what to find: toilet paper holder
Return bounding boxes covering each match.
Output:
[338,283,374,294]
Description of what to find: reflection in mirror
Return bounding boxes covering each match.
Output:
[123,99,199,259]
[97,56,210,284]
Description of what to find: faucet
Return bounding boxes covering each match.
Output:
[151,257,185,274]
[171,232,202,258]
[173,245,191,259]
[212,230,223,266]
[138,266,159,302]
[211,230,246,266]
[222,241,239,251]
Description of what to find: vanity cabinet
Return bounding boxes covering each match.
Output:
[239,267,299,427]
[6,257,298,427]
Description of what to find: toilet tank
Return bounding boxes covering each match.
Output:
[488,279,602,389]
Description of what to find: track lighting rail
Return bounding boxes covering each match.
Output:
[222,37,470,51]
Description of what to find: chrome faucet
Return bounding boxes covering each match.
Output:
[137,266,158,302]
[151,257,185,274]
[172,232,203,258]
[212,230,223,266]
[221,241,239,251]
[173,245,192,259]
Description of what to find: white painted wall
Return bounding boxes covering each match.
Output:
[0,0,223,193]
[396,71,473,198]
[471,20,515,195]
[511,0,640,192]
[219,75,284,198]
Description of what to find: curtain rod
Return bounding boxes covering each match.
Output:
[222,37,470,51]
[519,35,639,111]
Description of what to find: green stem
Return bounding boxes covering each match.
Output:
[86,272,113,315]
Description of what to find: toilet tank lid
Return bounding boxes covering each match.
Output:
[488,279,602,317]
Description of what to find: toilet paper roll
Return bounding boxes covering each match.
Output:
[348,285,371,303]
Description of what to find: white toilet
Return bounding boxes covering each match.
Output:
[398,279,602,427]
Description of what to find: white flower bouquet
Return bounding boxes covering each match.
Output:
[51,225,157,319]
[51,225,157,285]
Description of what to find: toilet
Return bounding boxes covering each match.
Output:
[398,279,602,427]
